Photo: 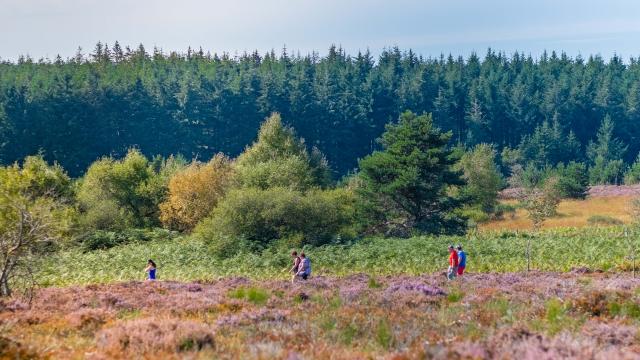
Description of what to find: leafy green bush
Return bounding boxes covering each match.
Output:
[77,150,184,231]
[193,187,356,257]
[235,113,331,191]
[456,144,504,214]
[236,156,319,191]
[368,276,382,289]
[460,207,490,224]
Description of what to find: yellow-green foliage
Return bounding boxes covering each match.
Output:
[77,149,174,230]
[456,143,503,213]
[159,154,234,232]
[0,156,75,295]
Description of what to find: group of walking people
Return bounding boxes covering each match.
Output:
[144,246,464,281]
[286,251,312,282]
[143,252,314,282]
[447,245,467,280]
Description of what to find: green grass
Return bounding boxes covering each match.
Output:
[37,226,640,287]
[228,287,270,305]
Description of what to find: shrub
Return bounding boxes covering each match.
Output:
[544,298,569,334]
[77,149,178,230]
[456,144,503,214]
[622,302,640,319]
[159,154,234,232]
[194,187,356,257]
[236,156,318,191]
[235,113,331,191]
[447,290,464,303]
[18,155,74,201]
[460,207,490,224]
[66,308,113,333]
[572,290,610,316]
[77,199,132,232]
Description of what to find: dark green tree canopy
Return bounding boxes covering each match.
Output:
[518,120,582,167]
[358,111,466,236]
[2,46,640,178]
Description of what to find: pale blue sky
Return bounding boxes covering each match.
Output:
[1,0,639,61]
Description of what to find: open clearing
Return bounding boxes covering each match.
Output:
[482,195,635,231]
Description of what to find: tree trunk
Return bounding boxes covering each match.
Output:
[0,274,10,297]
[0,258,15,297]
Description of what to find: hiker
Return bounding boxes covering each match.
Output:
[457,245,466,276]
[447,245,458,280]
[287,250,302,283]
[296,252,312,280]
[144,259,157,281]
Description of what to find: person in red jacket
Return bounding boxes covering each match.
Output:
[447,245,459,280]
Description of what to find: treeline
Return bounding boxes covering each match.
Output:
[2,43,640,178]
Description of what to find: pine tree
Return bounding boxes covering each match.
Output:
[357,111,466,236]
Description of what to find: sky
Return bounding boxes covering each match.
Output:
[1,0,640,61]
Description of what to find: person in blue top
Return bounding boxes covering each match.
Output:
[456,245,467,276]
[144,259,157,281]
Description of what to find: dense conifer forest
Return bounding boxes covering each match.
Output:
[2,43,639,177]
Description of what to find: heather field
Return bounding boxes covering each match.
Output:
[2,272,640,359]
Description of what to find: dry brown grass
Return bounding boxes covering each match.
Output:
[481,195,635,231]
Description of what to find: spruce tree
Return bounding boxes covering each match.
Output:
[587,115,627,184]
